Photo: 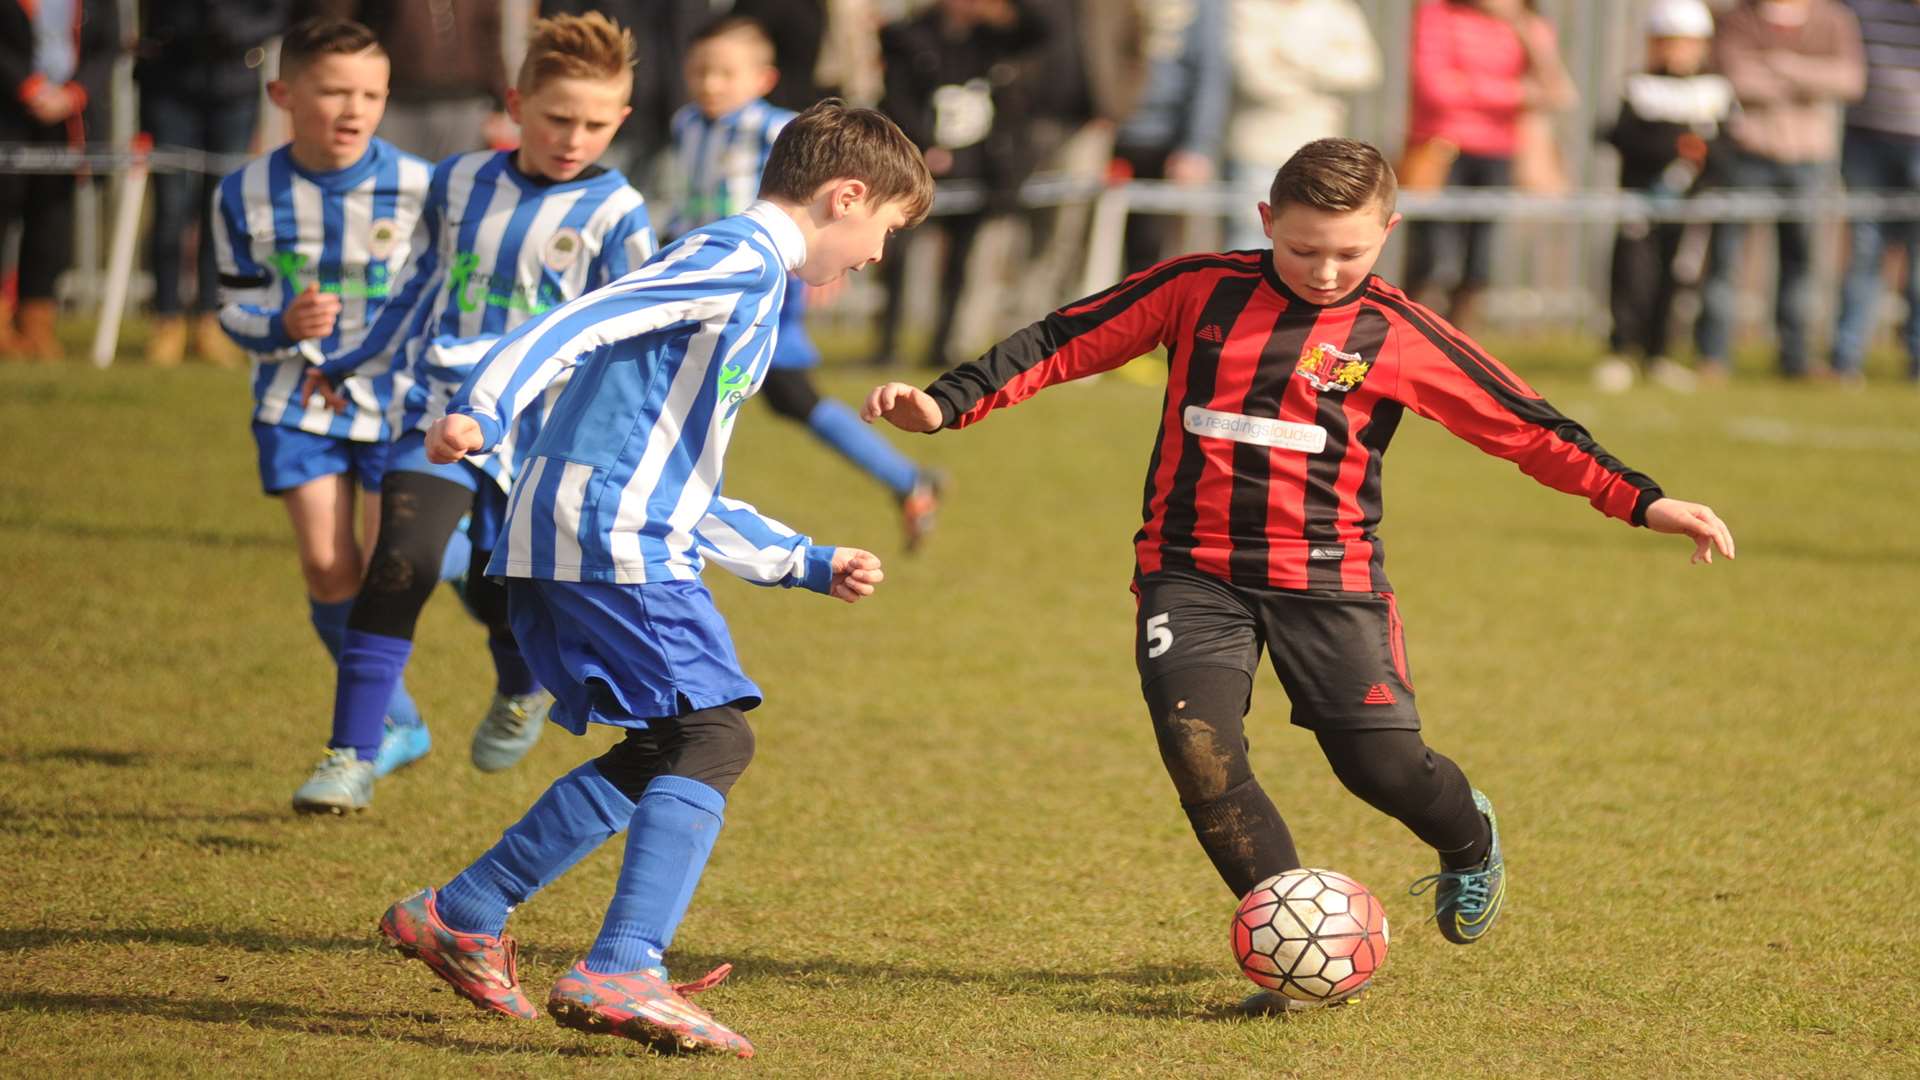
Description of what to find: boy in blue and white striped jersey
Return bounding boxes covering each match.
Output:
[668,16,945,552]
[374,101,932,1056]
[210,17,434,762]
[289,13,658,814]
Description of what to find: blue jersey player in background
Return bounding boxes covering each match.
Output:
[290,13,657,814]
[668,16,945,551]
[210,17,433,769]
[373,101,932,1057]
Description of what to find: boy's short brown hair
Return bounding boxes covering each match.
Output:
[518,12,636,97]
[279,16,384,80]
[1268,138,1398,221]
[759,100,935,226]
[688,14,777,65]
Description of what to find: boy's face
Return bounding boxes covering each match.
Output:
[1259,199,1400,305]
[508,75,631,182]
[269,51,390,169]
[1649,35,1711,74]
[803,188,911,287]
[684,35,777,120]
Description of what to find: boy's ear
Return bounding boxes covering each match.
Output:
[267,79,291,110]
[1257,201,1276,241]
[505,86,523,125]
[1383,210,1404,239]
[758,66,780,99]
[829,177,871,219]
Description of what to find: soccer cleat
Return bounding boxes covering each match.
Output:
[378,887,540,1020]
[899,470,945,553]
[1238,979,1372,1016]
[373,717,432,778]
[1409,788,1506,944]
[547,961,754,1057]
[470,690,553,772]
[291,747,374,815]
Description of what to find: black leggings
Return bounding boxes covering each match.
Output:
[758,367,820,422]
[1145,667,1487,897]
[348,470,509,642]
[592,704,756,799]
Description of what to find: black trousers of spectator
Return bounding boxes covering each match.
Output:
[873,211,986,369]
[1608,219,1689,361]
[0,114,76,301]
[1115,143,1182,276]
[1403,152,1514,302]
[143,88,260,315]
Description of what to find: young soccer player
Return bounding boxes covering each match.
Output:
[866,138,1736,1006]
[211,17,434,773]
[374,101,930,1055]
[668,15,944,550]
[288,12,658,813]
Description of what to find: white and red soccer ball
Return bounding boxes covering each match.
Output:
[1232,868,1389,1004]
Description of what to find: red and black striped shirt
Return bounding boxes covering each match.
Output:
[924,250,1664,593]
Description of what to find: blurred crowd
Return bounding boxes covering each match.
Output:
[0,0,1915,388]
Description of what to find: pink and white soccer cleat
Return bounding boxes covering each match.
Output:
[547,960,753,1057]
[377,887,540,1020]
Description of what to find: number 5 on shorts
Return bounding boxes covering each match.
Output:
[1145,612,1173,659]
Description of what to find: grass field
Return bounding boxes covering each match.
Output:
[3,338,1918,1078]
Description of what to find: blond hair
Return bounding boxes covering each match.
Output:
[760,100,935,226]
[517,12,636,97]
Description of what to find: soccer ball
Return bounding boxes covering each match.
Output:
[1232,868,1389,1004]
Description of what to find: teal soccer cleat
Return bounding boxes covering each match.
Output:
[373,717,431,778]
[291,747,375,815]
[1409,788,1505,944]
[470,690,553,772]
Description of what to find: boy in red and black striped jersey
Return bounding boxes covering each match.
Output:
[865,138,1736,988]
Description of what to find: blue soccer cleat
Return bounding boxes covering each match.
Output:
[470,690,553,773]
[373,717,432,778]
[1409,788,1505,944]
[291,747,375,815]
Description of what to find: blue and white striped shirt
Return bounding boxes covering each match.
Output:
[667,100,793,239]
[211,139,433,442]
[451,201,835,591]
[319,150,654,491]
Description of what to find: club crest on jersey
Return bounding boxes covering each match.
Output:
[367,218,400,260]
[1295,342,1371,393]
[543,227,584,272]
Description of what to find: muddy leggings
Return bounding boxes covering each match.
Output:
[1144,666,1487,898]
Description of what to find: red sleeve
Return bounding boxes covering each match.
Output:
[1379,297,1663,525]
[924,254,1222,430]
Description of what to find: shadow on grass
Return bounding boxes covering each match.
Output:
[0,990,632,1058]
[0,514,282,552]
[7,747,149,767]
[0,924,586,968]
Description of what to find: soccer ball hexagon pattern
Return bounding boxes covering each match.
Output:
[1232,868,1389,1002]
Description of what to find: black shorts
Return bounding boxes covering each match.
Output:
[1133,569,1420,731]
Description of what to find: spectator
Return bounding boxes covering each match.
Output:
[1112,0,1229,274]
[306,0,513,160]
[0,0,119,363]
[1830,0,1920,385]
[1698,0,1863,380]
[1595,0,1734,394]
[1224,0,1381,251]
[874,0,1049,368]
[135,0,290,369]
[1402,0,1573,331]
[539,0,710,181]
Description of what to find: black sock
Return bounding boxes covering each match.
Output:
[1183,777,1301,899]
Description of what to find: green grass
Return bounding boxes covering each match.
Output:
[3,339,1918,1077]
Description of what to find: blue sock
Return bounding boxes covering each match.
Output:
[805,399,919,498]
[329,630,413,761]
[308,598,352,661]
[488,629,539,697]
[440,525,473,584]
[585,776,726,974]
[314,599,422,732]
[437,761,637,937]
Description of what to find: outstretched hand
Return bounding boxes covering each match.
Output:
[828,548,884,603]
[860,382,942,432]
[1643,497,1736,565]
[426,414,484,464]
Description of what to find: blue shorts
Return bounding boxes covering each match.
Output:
[770,276,819,370]
[386,430,507,552]
[252,421,389,495]
[507,577,762,734]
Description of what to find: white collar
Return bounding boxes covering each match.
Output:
[743,200,807,273]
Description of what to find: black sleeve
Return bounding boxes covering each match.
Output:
[1605,100,1679,173]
